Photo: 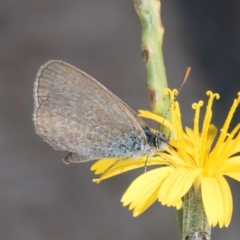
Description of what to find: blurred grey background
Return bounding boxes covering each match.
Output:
[0,0,240,239]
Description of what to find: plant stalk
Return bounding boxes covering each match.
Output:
[182,187,211,240]
[134,0,171,135]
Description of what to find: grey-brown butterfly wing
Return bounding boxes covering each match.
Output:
[33,60,149,162]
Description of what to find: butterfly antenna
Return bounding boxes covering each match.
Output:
[160,67,191,133]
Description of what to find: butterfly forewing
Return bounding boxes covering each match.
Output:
[33,61,148,161]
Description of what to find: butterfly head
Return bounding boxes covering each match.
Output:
[154,132,170,151]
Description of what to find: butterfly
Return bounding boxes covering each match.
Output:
[33,60,169,164]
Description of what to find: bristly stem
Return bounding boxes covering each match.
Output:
[182,187,211,240]
[134,0,171,136]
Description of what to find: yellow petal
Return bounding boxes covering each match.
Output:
[92,156,166,181]
[201,175,232,227]
[158,168,202,206]
[121,167,173,215]
[218,156,240,174]
[91,158,119,174]
[224,173,240,182]
[138,110,174,131]
[216,175,232,227]
[133,188,159,216]
[174,199,183,209]
[223,156,240,181]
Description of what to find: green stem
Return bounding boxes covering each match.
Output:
[176,207,184,237]
[134,0,189,238]
[182,187,211,240]
[134,0,171,135]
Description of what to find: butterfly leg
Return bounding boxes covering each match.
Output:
[153,154,175,168]
[144,155,149,172]
[100,157,129,177]
[168,132,171,141]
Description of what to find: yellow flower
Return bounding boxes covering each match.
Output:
[91,90,240,228]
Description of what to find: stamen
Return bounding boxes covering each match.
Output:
[160,89,179,134]
[206,91,220,105]
[200,92,219,166]
[192,101,204,164]
[173,101,190,163]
